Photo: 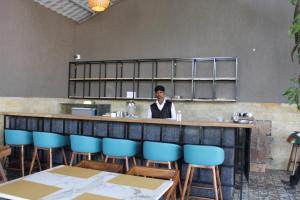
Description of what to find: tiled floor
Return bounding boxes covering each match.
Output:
[235,170,300,200]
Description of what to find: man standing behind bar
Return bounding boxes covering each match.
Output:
[147,85,176,119]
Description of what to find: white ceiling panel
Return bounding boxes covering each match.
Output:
[33,0,123,23]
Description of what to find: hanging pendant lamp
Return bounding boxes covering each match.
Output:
[88,0,110,12]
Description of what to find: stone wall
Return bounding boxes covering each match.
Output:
[0,97,299,170]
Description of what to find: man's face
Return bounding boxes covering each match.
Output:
[155,90,165,100]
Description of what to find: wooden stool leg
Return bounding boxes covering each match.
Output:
[49,148,53,169]
[181,164,192,200]
[186,167,194,199]
[104,156,109,163]
[216,166,223,200]
[175,162,183,195]
[0,162,7,182]
[36,151,42,171]
[61,148,67,165]
[212,166,219,200]
[69,152,75,166]
[168,161,172,169]
[125,157,129,171]
[29,147,38,175]
[133,157,137,166]
[21,145,24,177]
[293,146,299,175]
[172,191,176,200]
[88,153,91,160]
[287,144,295,171]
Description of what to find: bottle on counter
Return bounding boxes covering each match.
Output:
[126,100,136,117]
[176,110,182,121]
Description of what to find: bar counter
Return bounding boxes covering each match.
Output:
[0,112,255,128]
[1,112,254,200]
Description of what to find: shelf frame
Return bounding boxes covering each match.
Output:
[68,57,238,102]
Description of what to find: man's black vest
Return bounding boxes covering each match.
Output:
[151,100,172,118]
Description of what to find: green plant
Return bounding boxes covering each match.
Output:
[283,0,300,110]
[283,78,300,110]
[289,0,300,61]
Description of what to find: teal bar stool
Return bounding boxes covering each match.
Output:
[103,138,139,171]
[143,141,182,194]
[69,135,102,166]
[286,131,300,175]
[4,129,32,176]
[29,132,69,174]
[182,145,224,200]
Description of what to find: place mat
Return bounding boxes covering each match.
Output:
[73,193,120,200]
[0,180,61,200]
[49,166,101,179]
[108,174,165,190]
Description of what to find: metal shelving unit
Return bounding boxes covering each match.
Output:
[68,57,238,101]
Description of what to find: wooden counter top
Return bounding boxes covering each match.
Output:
[0,112,255,128]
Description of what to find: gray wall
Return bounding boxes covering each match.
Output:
[0,0,75,97]
[76,0,299,102]
[0,0,297,102]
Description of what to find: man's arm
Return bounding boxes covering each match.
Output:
[171,103,176,119]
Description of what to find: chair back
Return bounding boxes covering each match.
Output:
[33,132,68,148]
[5,129,32,145]
[76,160,123,173]
[184,145,224,166]
[103,138,139,157]
[127,166,179,200]
[70,135,101,153]
[143,141,181,162]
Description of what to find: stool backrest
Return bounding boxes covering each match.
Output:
[70,135,101,153]
[184,145,224,166]
[33,132,68,148]
[103,138,139,157]
[4,129,32,145]
[143,141,181,162]
[76,160,123,173]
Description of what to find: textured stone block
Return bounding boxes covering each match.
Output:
[250,163,266,173]
[203,128,221,146]
[108,122,125,138]
[143,125,160,141]
[162,125,180,143]
[128,123,142,140]
[94,122,108,137]
[183,127,200,144]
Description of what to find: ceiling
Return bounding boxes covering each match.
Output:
[33,0,123,23]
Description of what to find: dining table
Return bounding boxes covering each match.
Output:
[0,165,173,200]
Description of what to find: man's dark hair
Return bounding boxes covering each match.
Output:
[154,85,165,92]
